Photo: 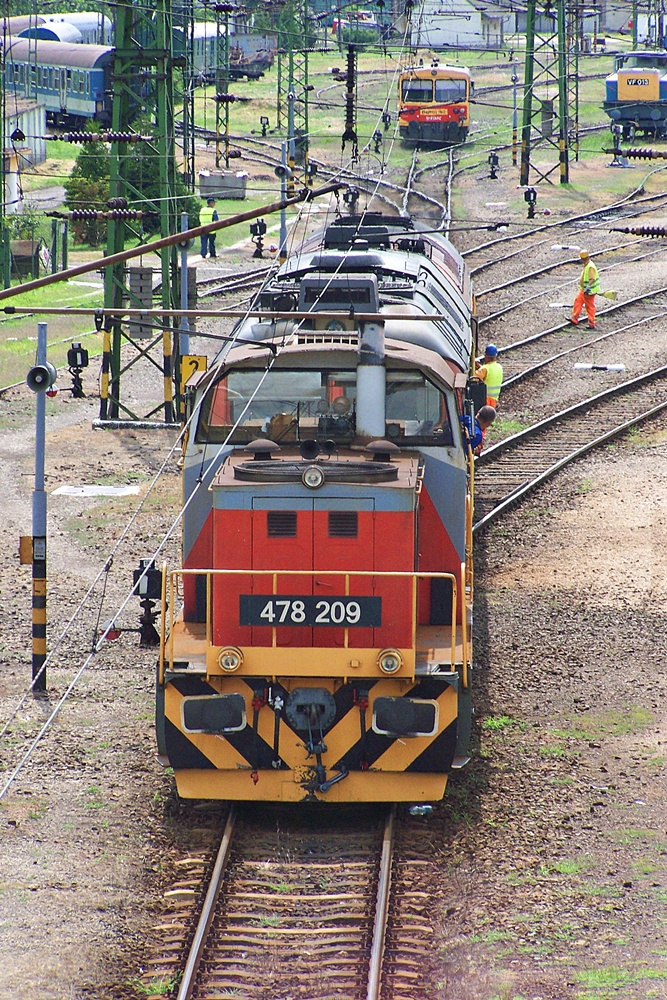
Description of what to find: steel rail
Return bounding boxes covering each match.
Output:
[474,238,639,298]
[473,366,667,533]
[366,805,396,1000]
[473,396,667,534]
[477,243,667,326]
[176,807,237,1000]
[483,282,667,360]
[502,311,667,393]
[461,185,667,259]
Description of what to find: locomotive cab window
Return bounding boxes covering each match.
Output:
[401,79,433,102]
[435,79,467,103]
[198,367,452,447]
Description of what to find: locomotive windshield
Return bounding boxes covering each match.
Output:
[401,79,433,102]
[197,368,453,446]
[434,79,467,102]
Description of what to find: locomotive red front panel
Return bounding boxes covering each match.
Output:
[208,453,417,655]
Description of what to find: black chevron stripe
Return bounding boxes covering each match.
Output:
[406,719,458,773]
[332,677,456,771]
[165,716,215,769]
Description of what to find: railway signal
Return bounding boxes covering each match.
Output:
[23,324,56,693]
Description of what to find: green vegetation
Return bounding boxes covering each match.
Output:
[551,706,653,741]
[482,714,517,732]
[576,965,667,994]
[128,973,182,996]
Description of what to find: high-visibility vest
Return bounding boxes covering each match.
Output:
[200,205,216,226]
[580,261,600,294]
[482,360,503,400]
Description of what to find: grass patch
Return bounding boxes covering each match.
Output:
[576,965,667,992]
[482,714,518,732]
[128,973,181,995]
[551,706,653,741]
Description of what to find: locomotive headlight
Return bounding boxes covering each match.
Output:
[302,465,325,489]
[378,649,403,674]
[218,646,243,672]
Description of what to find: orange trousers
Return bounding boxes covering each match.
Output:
[571,290,596,327]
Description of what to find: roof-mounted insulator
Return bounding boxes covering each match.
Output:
[603,147,667,160]
[207,1,242,11]
[610,225,667,238]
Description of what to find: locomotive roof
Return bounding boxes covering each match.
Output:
[3,35,113,65]
[399,64,471,79]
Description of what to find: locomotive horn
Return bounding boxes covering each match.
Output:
[299,439,320,461]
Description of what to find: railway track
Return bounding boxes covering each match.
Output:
[139,805,438,1000]
[197,264,273,298]
[461,186,667,270]
[473,364,667,531]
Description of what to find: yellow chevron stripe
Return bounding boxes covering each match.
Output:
[322,679,404,764]
[165,684,249,770]
[372,686,458,771]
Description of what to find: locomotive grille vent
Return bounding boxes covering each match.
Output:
[328,511,358,537]
[267,510,297,536]
[297,333,358,346]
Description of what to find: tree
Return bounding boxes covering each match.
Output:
[64,141,110,246]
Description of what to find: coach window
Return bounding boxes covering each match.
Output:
[435,78,467,102]
[401,79,433,102]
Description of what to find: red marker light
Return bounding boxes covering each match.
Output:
[101,621,122,641]
[46,387,58,397]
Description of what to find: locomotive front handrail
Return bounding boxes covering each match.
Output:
[160,567,468,686]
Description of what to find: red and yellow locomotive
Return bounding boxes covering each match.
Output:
[398,63,472,145]
[156,214,476,802]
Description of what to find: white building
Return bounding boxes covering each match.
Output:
[3,98,47,215]
[412,0,514,50]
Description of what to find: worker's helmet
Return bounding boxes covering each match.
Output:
[579,250,590,260]
[484,343,498,357]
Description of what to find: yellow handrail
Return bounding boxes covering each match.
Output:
[163,568,466,675]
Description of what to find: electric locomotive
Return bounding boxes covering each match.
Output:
[398,62,472,144]
[604,50,667,138]
[156,213,477,803]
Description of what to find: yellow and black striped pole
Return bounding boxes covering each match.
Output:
[26,323,56,693]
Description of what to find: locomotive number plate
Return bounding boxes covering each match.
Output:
[240,595,381,627]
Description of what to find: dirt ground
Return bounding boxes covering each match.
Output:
[1,151,666,1000]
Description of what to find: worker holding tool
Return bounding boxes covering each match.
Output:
[570,250,600,329]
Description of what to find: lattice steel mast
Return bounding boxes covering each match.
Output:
[102,0,184,424]
[520,0,580,186]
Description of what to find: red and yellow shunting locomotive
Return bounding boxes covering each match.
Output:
[398,63,472,145]
[156,213,477,802]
